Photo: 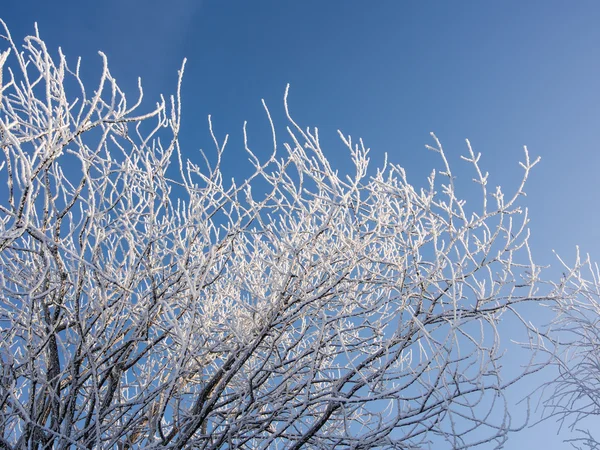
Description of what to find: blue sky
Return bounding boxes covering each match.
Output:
[2,1,600,448]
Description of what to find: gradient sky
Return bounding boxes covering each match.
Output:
[2,1,600,448]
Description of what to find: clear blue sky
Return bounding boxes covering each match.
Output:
[2,1,600,448]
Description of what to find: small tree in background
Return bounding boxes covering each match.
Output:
[530,253,600,450]
[0,21,575,449]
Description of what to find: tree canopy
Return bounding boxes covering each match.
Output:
[0,20,596,450]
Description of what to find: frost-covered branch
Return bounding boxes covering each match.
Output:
[0,21,561,450]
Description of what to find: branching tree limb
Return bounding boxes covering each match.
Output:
[0,21,568,449]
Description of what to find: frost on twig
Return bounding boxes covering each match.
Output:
[0,21,557,450]
[0,47,10,106]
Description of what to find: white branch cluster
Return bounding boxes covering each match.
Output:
[0,21,559,450]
